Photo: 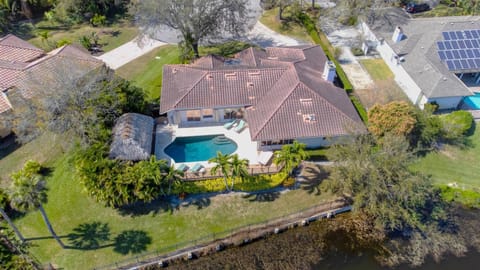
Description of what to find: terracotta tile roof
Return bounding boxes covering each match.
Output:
[0,35,103,113]
[161,45,365,141]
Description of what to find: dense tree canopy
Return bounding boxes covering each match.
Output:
[367,101,417,139]
[132,0,251,58]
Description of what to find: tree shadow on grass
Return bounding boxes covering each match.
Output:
[117,197,174,217]
[179,196,211,210]
[299,165,330,195]
[113,230,152,255]
[242,191,280,202]
[66,222,111,250]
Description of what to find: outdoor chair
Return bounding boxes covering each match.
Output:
[223,119,239,129]
[177,163,189,172]
[234,120,246,133]
[189,163,204,173]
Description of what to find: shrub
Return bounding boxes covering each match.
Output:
[440,185,480,208]
[56,38,72,47]
[351,47,364,56]
[90,14,106,27]
[368,101,417,138]
[440,110,474,140]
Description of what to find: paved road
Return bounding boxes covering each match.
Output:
[96,36,166,69]
[98,21,304,70]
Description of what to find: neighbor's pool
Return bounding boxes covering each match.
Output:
[164,135,237,163]
[464,92,480,109]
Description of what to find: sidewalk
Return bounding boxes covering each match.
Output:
[96,36,167,69]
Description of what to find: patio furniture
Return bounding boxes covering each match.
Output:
[177,163,189,172]
[189,163,204,173]
[234,120,246,133]
[223,119,238,129]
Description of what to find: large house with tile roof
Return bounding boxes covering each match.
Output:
[160,45,365,150]
[0,34,103,137]
[361,11,480,110]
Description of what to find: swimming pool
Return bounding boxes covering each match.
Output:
[164,135,238,163]
[464,92,480,109]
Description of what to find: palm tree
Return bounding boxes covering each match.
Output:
[208,152,232,192]
[0,188,25,243]
[162,165,184,195]
[9,162,65,248]
[229,154,249,191]
[273,141,309,175]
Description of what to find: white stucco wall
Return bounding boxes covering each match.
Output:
[428,96,464,109]
[361,22,424,106]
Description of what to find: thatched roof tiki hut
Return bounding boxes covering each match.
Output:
[109,113,155,161]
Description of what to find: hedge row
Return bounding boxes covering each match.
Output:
[296,12,354,93]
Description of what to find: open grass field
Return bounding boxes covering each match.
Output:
[27,19,138,53]
[12,154,332,269]
[412,125,480,189]
[259,8,313,43]
[357,58,409,108]
[116,45,181,100]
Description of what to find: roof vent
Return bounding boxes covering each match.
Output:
[267,56,278,60]
[172,68,178,74]
[247,82,254,87]
[303,114,316,122]
[248,71,261,76]
[207,74,213,79]
[225,72,237,79]
[392,26,404,43]
[300,98,313,104]
[248,96,255,100]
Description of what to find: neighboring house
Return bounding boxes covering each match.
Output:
[160,45,365,150]
[0,34,103,137]
[109,113,155,161]
[361,12,480,110]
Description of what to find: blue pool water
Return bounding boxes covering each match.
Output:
[164,135,237,163]
[464,93,480,109]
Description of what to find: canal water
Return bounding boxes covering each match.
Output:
[169,214,480,270]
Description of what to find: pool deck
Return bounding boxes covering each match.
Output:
[154,123,263,170]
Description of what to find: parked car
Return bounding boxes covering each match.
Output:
[405,2,430,13]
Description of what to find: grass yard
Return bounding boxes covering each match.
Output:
[116,45,181,100]
[412,125,480,189]
[0,132,71,187]
[357,59,410,108]
[27,19,138,53]
[259,8,313,43]
[13,153,332,269]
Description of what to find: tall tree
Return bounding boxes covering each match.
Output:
[229,154,249,191]
[132,0,250,58]
[367,101,417,139]
[209,152,232,192]
[0,188,25,243]
[273,141,308,175]
[9,161,65,248]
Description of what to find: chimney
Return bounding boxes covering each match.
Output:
[322,61,336,83]
[392,26,404,43]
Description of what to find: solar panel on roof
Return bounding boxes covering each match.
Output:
[452,41,459,49]
[465,30,473,39]
[446,60,455,70]
[475,59,480,67]
[460,59,468,68]
[466,49,475,58]
[442,32,451,40]
[472,40,479,48]
[437,41,445,50]
[472,30,479,39]
[452,50,460,59]
[445,50,453,59]
[468,59,476,68]
[438,51,447,60]
[445,41,452,50]
[473,49,480,58]
[459,50,467,58]
[458,40,466,49]
[456,31,463,39]
[465,39,473,48]
[454,60,461,69]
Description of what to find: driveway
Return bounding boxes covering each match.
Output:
[96,36,166,69]
[247,21,303,47]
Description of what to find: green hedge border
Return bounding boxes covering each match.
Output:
[297,12,367,123]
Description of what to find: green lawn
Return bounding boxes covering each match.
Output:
[259,8,313,43]
[0,132,70,187]
[358,59,409,108]
[412,125,480,189]
[27,19,138,53]
[116,45,181,100]
[13,152,332,269]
